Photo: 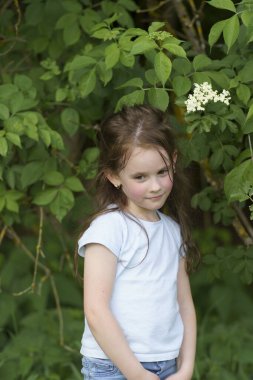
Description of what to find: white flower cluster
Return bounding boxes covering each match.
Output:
[185,82,231,113]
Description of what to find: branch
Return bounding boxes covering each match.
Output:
[137,0,170,13]
[6,225,67,346]
[232,203,253,245]
[32,207,45,292]
[199,161,253,246]
[171,0,204,53]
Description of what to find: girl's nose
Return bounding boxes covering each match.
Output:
[150,177,161,192]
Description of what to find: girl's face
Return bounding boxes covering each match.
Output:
[108,146,176,221]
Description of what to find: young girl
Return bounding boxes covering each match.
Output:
[76,105,199,380]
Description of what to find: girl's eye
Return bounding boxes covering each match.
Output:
[158,169,169,176]
[134,175,145,180]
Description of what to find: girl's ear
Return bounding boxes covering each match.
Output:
[106,171,121,189]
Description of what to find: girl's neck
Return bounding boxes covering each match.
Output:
[124,206,160,222]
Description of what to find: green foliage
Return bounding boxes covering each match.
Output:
[0,0,253,378]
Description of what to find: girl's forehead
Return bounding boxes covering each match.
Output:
[124,146,170,167]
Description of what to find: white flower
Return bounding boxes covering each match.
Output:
[185,82,231,113]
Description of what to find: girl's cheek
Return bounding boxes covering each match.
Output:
[125,184,145,199]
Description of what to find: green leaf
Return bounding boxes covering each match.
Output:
[55,88,68,102]
[115,90,145,112]
[6,132,22,148]
[14,74,33,91]
[65,176,84,192]
[243,120,253,134]
[236,84,251,105]
[0,137,8,156]
[207,0,236,12]
[61,108,79,136]
[130,36,157,55]
[4,190,22,213]
[0,104,10,120]
[0,84,18,99]
[241,11,253,27]
[33,188,58,206]
[5,197,19,213]
[105,43,120,69]
[162,43,186,58]
[39,129,51,147]
[49,188,74,221]
[118,0,138,11]
[238,61,253,83]
[25,123,39,141]
[117,78,143,89]
[120,51,135,68]
[44,171,64,186]
[208,20,226,47]
[223,15,240,51]
[0,196,5,212]
[62,0,82,13]
[64,55,96,71]
[210,149,224,169]
[173,58,191,75]
[154,51,172,86]
[224,159,253,202]
[147,88,169,111]
[145,69,158,85]
[79,69,96,98]
[21,162,44,188]
[97,62,113,85]
[172,76,191,96]
[50,130,64,150]
[193,54,212,71]
[63,23,81,46]
[206,71,229,88]
[55,13,77,29]
[148,22,165,33]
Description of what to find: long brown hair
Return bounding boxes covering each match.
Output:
[75,105,200,273]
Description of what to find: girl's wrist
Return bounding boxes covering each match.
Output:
[176,367,193,380]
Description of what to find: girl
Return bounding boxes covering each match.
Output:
[76,105,199,380]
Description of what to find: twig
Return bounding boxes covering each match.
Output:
[187,0,206,51]
[7,225,66,346]
[13,0,21,35]
[137,0,170,13]
[0,225,7,245]
[0,0,12,16]
[232,203,253,242]
[32,207,44,292]
[171,0,204,53]
[50,276,64,346]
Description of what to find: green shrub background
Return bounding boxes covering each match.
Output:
[0,1,253,379]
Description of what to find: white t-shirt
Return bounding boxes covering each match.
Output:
[78,208,184,362]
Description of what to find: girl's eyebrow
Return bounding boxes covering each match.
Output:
[131,166,169,176]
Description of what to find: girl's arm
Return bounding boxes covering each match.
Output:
[84,243,159,380]
[167,258,197,380]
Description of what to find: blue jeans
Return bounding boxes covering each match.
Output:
[81,356,177,380]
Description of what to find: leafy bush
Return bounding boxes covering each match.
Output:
[0,0,253,378]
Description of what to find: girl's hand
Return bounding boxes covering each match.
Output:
[165,370,191,380]
[137,370,159,380]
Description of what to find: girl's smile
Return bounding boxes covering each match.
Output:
[109,146,176,221]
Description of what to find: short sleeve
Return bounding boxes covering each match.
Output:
[78,211,124,258]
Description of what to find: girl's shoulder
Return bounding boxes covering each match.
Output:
[90,206,125,226]
[158,211,182,238]
[158,211,180,228]
[78,207,125,257]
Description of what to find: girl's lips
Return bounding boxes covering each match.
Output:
[147,194,163,200]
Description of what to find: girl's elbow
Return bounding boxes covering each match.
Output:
[84,301,109,327]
